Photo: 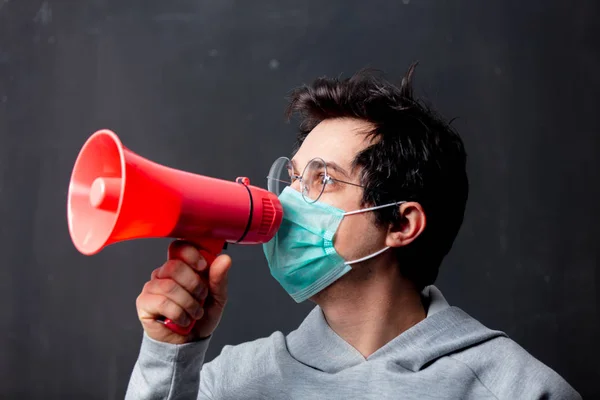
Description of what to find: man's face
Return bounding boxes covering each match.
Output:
[290,118,389,262]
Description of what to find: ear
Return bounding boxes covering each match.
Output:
[385,202,426,248]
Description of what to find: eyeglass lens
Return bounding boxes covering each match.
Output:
[301,158,327,203]
[267,157,329,203]
[267,157,293,196]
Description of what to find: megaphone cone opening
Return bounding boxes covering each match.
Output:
[67,130,126,255]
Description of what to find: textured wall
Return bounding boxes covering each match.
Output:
[0,0,597,398]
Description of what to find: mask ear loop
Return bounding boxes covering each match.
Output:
[345,246,391,265]
[342,200,406,266]
[343,201,406,216]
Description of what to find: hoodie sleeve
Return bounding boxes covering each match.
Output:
[124,332,214,400]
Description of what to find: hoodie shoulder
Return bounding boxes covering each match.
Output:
[203,330,286,375]
[200,331,287,397]
[450,335,581,400]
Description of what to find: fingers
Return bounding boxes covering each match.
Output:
[168,240,207,272]
[137,292,203,327]
[155,259,208,300]
[207,254,232,307]
[142,243,210,328]
[142,278,205,321]
[141,240,230,327]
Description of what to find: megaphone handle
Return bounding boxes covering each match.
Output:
[160,238,225,336]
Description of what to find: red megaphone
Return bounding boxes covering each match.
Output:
[67,129,283,335]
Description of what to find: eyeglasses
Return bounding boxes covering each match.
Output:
[267,156,366,203]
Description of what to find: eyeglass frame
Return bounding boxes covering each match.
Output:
[266,156,370,204]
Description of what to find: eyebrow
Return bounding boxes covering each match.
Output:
[290,159,351,179]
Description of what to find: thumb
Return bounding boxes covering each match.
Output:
[208,254,232,308]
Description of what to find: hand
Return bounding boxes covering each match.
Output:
[135,240,232,344]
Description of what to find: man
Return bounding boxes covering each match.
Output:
[125,64,581,399]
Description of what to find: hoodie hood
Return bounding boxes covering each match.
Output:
[285,285,507,373]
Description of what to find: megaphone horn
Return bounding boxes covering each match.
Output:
[67,129,283,335]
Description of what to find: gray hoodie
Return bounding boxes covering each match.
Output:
[125,286,581,399]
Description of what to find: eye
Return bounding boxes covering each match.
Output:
[287,167,300,183]
[314,172,326,183]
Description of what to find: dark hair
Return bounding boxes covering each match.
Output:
[285,62,469,290]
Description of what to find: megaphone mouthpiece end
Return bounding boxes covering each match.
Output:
[89,177,122,212]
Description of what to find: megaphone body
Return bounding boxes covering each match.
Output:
[67,129,283,334]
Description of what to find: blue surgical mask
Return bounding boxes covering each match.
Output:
[263,187,405,303]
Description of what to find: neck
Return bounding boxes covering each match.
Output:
[314,261,426,358]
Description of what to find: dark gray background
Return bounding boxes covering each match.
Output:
[1,0,598,398]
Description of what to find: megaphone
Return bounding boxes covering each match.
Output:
[67,129,283,335]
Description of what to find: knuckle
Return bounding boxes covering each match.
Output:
[172,308,189,325]
[157,296,172,313]
[185,300,199,318]
[173,308,185,321]
[182,246,200,263]
[190,280,206,299]
[159,278,179,295]
[168,239,188,255]
[142,281,152,293]
[186,298,203,319]
[169,240,198,259]
[135,293,144,309]
[192,301,203,319]
[198,284,208,299]
[163,259,186,275]
[190,274,203,292]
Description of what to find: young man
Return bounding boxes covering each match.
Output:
[125,64,581,399]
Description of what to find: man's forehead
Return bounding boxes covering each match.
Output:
[292,118,374,172]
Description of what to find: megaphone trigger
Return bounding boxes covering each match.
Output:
[162,318,196,336]
[159,317,196,336]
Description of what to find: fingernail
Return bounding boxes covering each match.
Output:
[196,258,207,271]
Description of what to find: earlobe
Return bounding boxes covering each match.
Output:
[385,202,426,248]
